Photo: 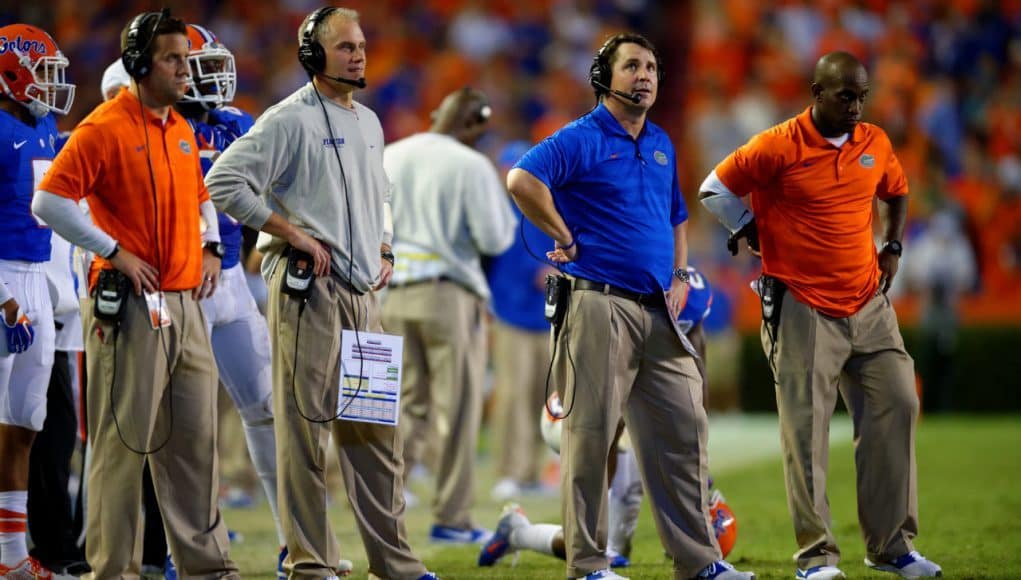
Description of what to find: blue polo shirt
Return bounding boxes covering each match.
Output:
[515,103,687,294]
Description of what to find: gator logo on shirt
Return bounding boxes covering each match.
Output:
[859,153,875,168]
[179,139,192,155]
[654,150,668,165]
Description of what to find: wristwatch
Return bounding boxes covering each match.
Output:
[381,250,395,266]
[881,240,903,257]
[672,267,691,284]
[203,241,226,260]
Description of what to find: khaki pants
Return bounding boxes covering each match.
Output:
[490,319,549,484]
[764,291,919,569]
[82,292,237,579]
[268,260,426,580]
[556,288,719,580]
[382,281,485,529]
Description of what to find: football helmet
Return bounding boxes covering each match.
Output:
[709,489,738,558]
[0,24,75,117]
[540,392,565,455]
[181,24,235,109]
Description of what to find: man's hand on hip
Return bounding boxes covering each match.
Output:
[109,250,159,295]
[287,229,331,277]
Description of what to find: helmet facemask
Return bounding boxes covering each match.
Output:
[1,47,75,117]
[181,43,235,111]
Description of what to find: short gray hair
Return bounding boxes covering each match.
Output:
[297,7,360,46]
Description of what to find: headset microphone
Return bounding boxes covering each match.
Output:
[591,79,641,104]
[321,74,367,89]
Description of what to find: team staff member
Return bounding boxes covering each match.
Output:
[507,32,754,580]
[382,87,516,544]
[699,51,942,580]
[486,140,557,503]
[205,7,434,580]
[0,22,72,579]
[33,11,239,579]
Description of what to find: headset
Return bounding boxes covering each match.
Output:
[297,6,335,75]
[588,33,664,104]
[121,8,170,79]
[297,6,367,88]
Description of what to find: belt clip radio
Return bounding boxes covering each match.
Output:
[544,274,570,327]
[94,269,130,322]
[759,274,786,329]
[282,247,315,299]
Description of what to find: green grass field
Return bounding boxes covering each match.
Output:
[222,415,1021,579]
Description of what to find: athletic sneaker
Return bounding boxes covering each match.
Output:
[865,551,942,578]
[0,556,75,580]
[430,524,491,544]
[607,550,631,569]
[691,560,755,579]
[796,565,846,580]
[478,503,529,566]
[571,569,629,580]
[141,564,165,580]
[164,555,177,580]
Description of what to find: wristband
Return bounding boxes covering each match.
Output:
[105,244,120,260]
[381,250,395,266]
[560,238,576,250]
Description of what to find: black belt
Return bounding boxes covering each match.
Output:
[389,276,478,297]
[572,277,666,308]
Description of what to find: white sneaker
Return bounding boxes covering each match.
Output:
[865,551,942,578]
[795,565,846,580]
[573,569,629,580]
[692,560,755,579]
[490,478,521,501]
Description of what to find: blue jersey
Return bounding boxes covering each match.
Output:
[677,265,713,334]
[487,206,554,332]
[189,105,255,269]
[0,110,58,262]
[515,103,687,294]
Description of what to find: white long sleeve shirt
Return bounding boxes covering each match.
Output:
[383,132,516,300]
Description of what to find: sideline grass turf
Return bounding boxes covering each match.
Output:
[221,414,1021,579]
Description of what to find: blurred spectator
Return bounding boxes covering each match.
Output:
[485,140,557,501]
[902,208,977,412]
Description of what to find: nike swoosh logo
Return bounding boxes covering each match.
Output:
[13,140,27,150]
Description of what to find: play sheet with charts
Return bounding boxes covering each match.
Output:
[337,330,403,426]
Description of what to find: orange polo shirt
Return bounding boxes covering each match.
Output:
[39,89,208,292]
[716,107,908,318]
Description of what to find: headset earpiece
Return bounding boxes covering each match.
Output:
[297,7,337,75]
[588,34,665,98]
[121,8,169,80]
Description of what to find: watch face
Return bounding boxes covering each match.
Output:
[206,243,225,258]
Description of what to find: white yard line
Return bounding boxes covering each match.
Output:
[706,414,854,473]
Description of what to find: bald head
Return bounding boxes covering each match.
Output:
[431,87,491,146]
[813,51,867,87]
[810,51,870,138]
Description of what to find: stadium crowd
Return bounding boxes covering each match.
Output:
[0,1,1017,579]
[7,0,1020,322]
